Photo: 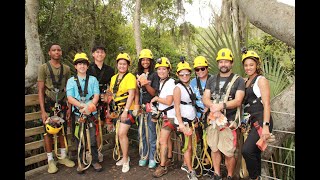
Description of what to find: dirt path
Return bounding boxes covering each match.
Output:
[27,148,212,180]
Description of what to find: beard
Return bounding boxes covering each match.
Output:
[219,66,231,73]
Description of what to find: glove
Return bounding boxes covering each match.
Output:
[132,105,140,116]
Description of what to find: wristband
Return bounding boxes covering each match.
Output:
[124,108,129,112]
[263,121,270,126]
[223,103,227,109]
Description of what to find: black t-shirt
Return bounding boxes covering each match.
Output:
[205,73,245,120]
[136,71,160,104]
[87,62,115,92]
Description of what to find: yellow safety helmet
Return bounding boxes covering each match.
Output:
[242,50,260,62]
[216,48,233,61]
[139,49,153,60]
[176,61,192,73]
[45,123,62,135]
[193,56,208,68]
[116,52,131,65]
[73,52,89,62]
[155,57,171,69]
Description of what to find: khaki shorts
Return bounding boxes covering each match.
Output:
[206,125,236,157]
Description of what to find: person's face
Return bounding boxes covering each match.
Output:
[49,45,62,60]
[74,61,88,74]
[218,60,233,73]
[141,58,151,69]
[157,66,169,79]
[194,66,208,78]
[117,59,129,73]
[92,49,106,62]
[178,69,191,83]
[243,58,257,76]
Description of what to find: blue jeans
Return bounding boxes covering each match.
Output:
[74,114,99,164]
[138,112,157,161]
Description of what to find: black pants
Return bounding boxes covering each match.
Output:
[242,117,273,179]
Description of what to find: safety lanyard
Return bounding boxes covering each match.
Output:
[46,61,64,92]
[75,74,89,102]
[214,73,234,102]
[112,72,128,94]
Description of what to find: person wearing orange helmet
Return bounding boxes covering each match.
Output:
[37,43,75,174]
[241,48,273,180]
[202,48,245,180]
[66,52,102,173]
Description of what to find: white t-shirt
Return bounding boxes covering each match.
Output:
[158,78,175,118]
[253,76,262,98]
[173,83,196,125]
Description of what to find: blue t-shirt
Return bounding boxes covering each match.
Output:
[190,76,209,118]
[66,75,100,115]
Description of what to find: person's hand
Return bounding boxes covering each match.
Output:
[100,93,105,102]
[261,126,271,141]
[178,122,186,133]
[120,111,128,122]
[132,105,140,116]
[209,103,223,113]
[79,103,88,114]
[151,96,159,104]
[41,111,48,124]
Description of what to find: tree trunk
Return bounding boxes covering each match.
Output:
[238,0,295,48]
[133,0,142,56]
[25,0,44,88]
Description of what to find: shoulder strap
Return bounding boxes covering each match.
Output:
[158,77,169,96]
[46,61,64,90]
[177,81,196,105]
[222,74,239,116]
[112,72,129,94]
[196,74,211,96]
[74,74,89,99]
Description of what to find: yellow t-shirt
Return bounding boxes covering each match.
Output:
[109,72,136,110]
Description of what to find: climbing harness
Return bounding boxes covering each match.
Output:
[139,104,149,161]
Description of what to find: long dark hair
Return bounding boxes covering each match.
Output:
[137,58,155,75]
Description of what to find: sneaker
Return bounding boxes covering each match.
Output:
[139,159,148,167]
[122,161,130,173]
[48,160,58,174]
[210,173,222,180]
[226,176,232,180]
[180,164,188,173]
[148,160,157,169]
[58,157,75,167]
[202,168,214,177]
[92,162,102,172]
[153,166,168,178]
[116,157,130,166]
[187,170,198,180]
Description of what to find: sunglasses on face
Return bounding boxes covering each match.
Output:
[178,72,191,77]
[195,67,207,72]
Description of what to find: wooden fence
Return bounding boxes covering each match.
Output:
[25,94,183,178]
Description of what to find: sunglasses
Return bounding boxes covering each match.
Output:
[195,67,207,72]
[178,72,191,77]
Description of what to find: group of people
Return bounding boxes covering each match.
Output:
[37,44,273,180]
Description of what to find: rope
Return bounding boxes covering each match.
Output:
[200,127,213,174]
[154,116,162,163]
[239,131,249,178]
[113,119,121,161]
[138,111,149,160]
[77,115,92,171]
[97,109,103,161]
[191,122,202,178]
[53,124,68,160]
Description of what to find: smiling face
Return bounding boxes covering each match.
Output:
[194,66,208,79]
[178,69,191,83]
[218,60,233,73]
[117,59,129,73]
[92,48,106,62]
[243,58,258,76]
[74,60,89,75]
[141,58,151,69]
[157,66,169,79]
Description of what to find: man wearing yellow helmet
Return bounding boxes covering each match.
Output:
[66,52,102,173]
[189,56,214,177]
[241,49,273,180]
[202,48,245,180]
[37,43,75,174]
[134,49,160,169]
[110,52,137,173]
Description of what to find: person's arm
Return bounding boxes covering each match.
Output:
[120,89,135,122]
[258,76,271,140]
[173,86,185,133]
[38,81,47,124]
